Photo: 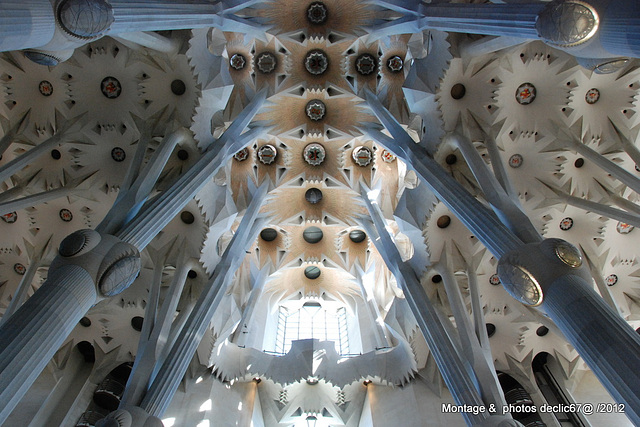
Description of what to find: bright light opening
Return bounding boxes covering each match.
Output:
[275,301,349,355]
[162,418,176,427]
[199,399,212,412]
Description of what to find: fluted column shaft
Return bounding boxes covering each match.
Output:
[139,183,268,416]
[0,265,96,424]
[361,194,487,426]
[117,90,266,249]
[599,0,640,58]
[0,1,55,52]
[543,275,640,425]
[363,89,523,259]
[419,3,542,38]
[108,0,223,33]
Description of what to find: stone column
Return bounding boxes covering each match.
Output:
[107,0,221,33]
[0,265,95,424]
[371,3,542,41]
[0,1,55,52]
[361,193,488,426]
[0,230,140,425]
[419,3,543,38]
[498,239,640,426]
[138,183,268,417]
[0,91,266,423]
[599,0,640,58]
[117,90,267,249]
[363,89,523,259]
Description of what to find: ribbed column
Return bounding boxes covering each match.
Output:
[363,89,523,259]
[0,265,96,425]
[108,0,222,33]
[117,90,266,249]
[565,137,640,195]
[230,270,266,346]
[420,3,543,38]
[598,0,640,58]
[449,133,541,244]
[543,275,640,426]
[361,194,487,426]
[0,1,55,52]
[139,183,268,417]
[0,132,63,183]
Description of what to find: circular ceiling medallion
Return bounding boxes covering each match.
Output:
[171,79,186,96]
[356,54,377,76]
[258,144,277,165]
[304,266,321,279]
[436,215,451,229]
[111,147,126,162]
[616,222,634,234]
[387,55,403,72]
[536,0,599,48]
[450,83,466,100]
[585,88,600,104]
[605,274,618,286]
[306,100,326,121]
[1,212,17,223]
[554,241,582,267]
[445,154,457,165]
[486,323,496,337]
[381,149,396,163]
[180,211,195,224]
[256,52,277,74]
[13,263,26,275]
[489,274,501,286]
[230,53,246,70]
[307,2,328,24]
[559,217,573,231]
[39,80,53,96]
[304,143,326,166]
[305,50,329,75]
[234,147,250,162]
[352,146,373,167]
[497,264,543,306]
[349,229,366,243]
[101,76,121,99]
[303,226,323,244]
[509,154,524,168]
[515,83,536,105]
[59,208,73,222]
[131,316,144,331]
[305,188,323,204]
[536,326,549,336]
[260,228,278,241]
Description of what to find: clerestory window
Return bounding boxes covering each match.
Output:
[274,301,350,355]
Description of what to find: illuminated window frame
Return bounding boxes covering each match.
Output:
[274,302,350,355]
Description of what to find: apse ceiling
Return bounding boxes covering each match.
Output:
[0,1,639,426]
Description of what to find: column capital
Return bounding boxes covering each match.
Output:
[497,238,591,308]
[56,0,114,40]
[50,229,140,299]
[95,407,163,427]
